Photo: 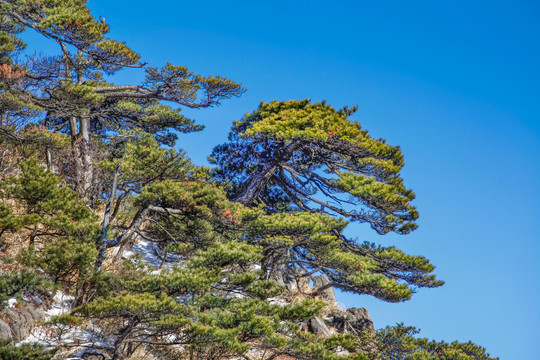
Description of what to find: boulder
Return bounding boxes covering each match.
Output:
[3,309,26,341]
[312,274,337,308]
[0,302,46,341]
[25,304,45,322]
[0,320,12,339]
[82,351,106,360]
[333,307,374,335]
[345,307,374,332]
[309,316,332,338]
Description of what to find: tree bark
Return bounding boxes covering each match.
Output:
[95,153,124,271]
[71,133,94,204]
[233,141,301,205]
[233,161,278,205]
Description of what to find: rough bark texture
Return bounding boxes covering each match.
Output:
[233,162,278,205]
[72,134,95,204]
[233,141,300,205]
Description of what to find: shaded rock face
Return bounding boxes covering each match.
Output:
[266,270,376,339]
[81,352,106,360]
[312,274,337,306]
[55,347,109,360]
[0,320,12,339]
[282,273,375,339]
[345,307,374,332]
[0,301,45,342]
[332,307,375,335]
[306,307,375,339]
[309,316,333,338]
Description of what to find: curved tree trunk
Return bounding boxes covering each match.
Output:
[233,141,300,205]
[233,161,278,205]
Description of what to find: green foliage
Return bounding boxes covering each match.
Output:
[243,208,441,302]
[135,174,245,255]
[376,324,498,360]
[0,269,44,309]
[207,100,444,302]
[19,238,97,284]
[1,0,244,206]
[1,0,243,137]
[99,131,197,197]
[0,2,494,359]
[0,339,56,360]
[211,99,417,235]
[0,158,98,292]
[133,170,438,302]
[61,240,323,359]
[0,157,99,242]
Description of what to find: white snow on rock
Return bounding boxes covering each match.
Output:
[17,290,109,354]
[267,297,290,306]
[17,237,184,353]
[46,291,74,317]
[123,237,184,272]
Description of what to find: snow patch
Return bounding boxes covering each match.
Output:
[123,237,184,272]
[46,291,74,317]
[7,298,17,308]
[268,297,290,306]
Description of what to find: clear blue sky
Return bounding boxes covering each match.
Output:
[33,1,540,358]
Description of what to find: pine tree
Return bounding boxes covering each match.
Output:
[0,3,497,360]
[0,0,244,203]
[0,339,56,360]
[375,324,498,360]
[0,269,42,309]
[211,99,416,235]
[210,100,443,301]
[0,157,99,289]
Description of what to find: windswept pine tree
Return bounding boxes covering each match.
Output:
[211,100,416,234]
[0,2,498,360]
[210,100,443,302]
[0,0,244,204]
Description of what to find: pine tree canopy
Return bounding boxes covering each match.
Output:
[208,99,443,302]
[0,2,497,360]
[210,99,418,235]
[0,0,244,203]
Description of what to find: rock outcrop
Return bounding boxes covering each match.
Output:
[333,307,375,335]
[284,273,375,338]
[0,300,46,342]
[309,316,333,338]
[312,274,338,306]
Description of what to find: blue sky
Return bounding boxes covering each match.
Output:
[28,1,540,358]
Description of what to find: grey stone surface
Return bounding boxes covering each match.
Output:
[82,352,106,360]
[17,306,34,340]
[25,304,45,322]
[3,309,25,341]
[309,316,332,338]
[0,302,46,341]
[0,319,13,339]
[333,307,375,335]
[345,307,374,332]
[312,274,337,306]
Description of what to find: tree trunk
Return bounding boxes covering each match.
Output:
[233,141,301,205]
[95,154,124,272]
[71,117,95,204]
[45,147,55,174]
[233,161,277,205]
